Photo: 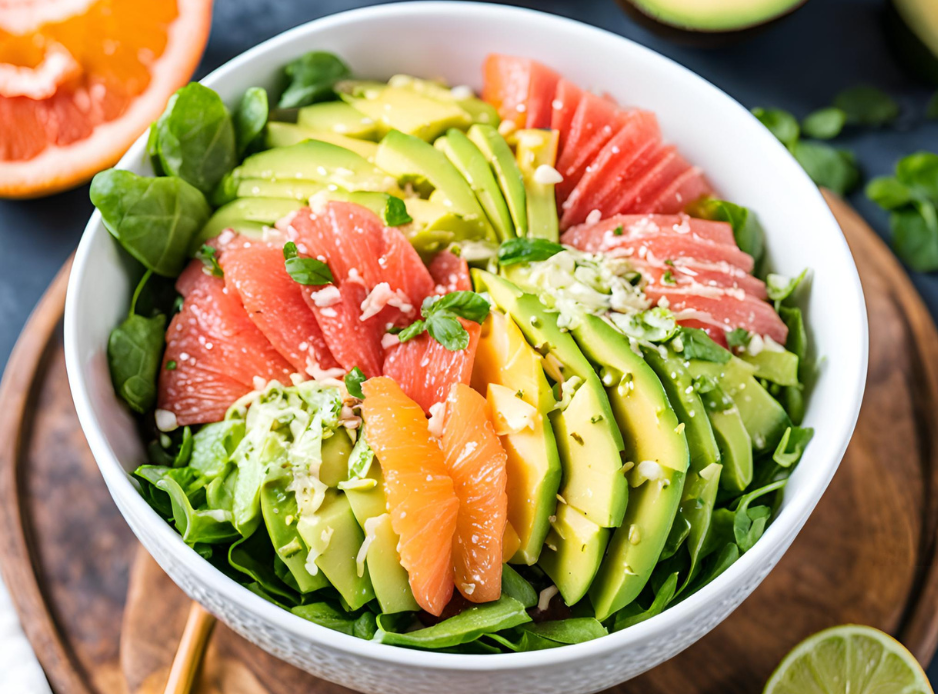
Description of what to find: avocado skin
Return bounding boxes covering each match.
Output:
[473,270,628,529]
[570,314,688,620]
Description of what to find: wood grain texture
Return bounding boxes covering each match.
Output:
[1,194,937,694]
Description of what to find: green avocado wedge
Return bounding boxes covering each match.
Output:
[194,197,303,250]
[473,270,627,529]
[569,314,689,620]
[264,122,379,161]
[387,74,500,127]
[539,502,610,605]
[436,129,515,240]
[296,100,378,140]
[376,129,495,241]
[467,124,529,237]
[515,129,561,241]
[338,82,472,142]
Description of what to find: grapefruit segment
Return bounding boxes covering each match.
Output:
[647,287,789,344]
[441,383,508,603]
[555,94,631,203]
[550,79,583,155]
[0,0,213,197]
[360,377,459,616]
[481,54,559,129]
[559,110,661,229]
[647,166,713,214]
[159,260,294,426]
[523,60,560,129]
[219,236,339,376]
[382,251,480,413]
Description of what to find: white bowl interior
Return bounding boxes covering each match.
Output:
[65,2,868,690]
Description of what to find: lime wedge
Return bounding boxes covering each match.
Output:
[764,625,934,694]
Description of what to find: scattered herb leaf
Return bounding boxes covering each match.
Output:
[773,426,815,467]
[685,197,765,266]
[801,107,847,140]
[751,107,800,147]
[672,327,731,363]
[726,328,752,350]
[497,237,564,266]
[833,85,899,126]
[790,140,861,195]
[344,367,366,399]
[233,87,269,155]
[283,241,334,285]
[196,244,224,277]
[766,269,808,303]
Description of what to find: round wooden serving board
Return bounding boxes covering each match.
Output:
[2,191,938,694]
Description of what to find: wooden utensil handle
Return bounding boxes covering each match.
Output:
[163,603,216,694]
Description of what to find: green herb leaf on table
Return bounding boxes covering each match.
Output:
[344,367,366,399]
[374,595,531,649]
[751,107,800,147]
[866,176,916,209]
[196,244,224,278]
[801,107,847,140]
[895,152,938,202]
[283,241,334,285]
[90,169,211,277]
[790,141,861,195]
[685,197,765,266]
[892,202,938,272]
[279,51,352,109]
[497,237,564,266]
[233,87,269,156]
[154,82,238,196]
[833,85,900,126]
[672,327,731,363]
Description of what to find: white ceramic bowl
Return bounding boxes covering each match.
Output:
[65,3,868,693]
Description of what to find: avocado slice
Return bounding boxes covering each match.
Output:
[467,124,528,237]
[473,270,627,529]
[694,357,791,453]
[235,139,396,193]
[569,314,688,619]
[436,129,515,241]
[623,0,805,33]
[739,348,800,386]
[515,129,560,241]
[345,466,420,614]
[234,178,326,201]
[296,489,375,610]
[376,129,494,241]
[296,101,378,140]
[260,467,331,594]
[538,502,610,605]
[338,82,472,142]
[319,429,353,488]
[387,74,500,126]
[265,122,379,161]
[471,309,562,565]
[194,197,303,250]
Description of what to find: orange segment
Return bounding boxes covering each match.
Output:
[441,383,508,603]
[0,0,213,198]
[360,376,459,616]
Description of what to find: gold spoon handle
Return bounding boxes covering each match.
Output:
[163,603,217,694]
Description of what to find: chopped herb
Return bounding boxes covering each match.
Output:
[196,244,224,278]
[166,360,177,371]
[613,225,624,236]
[515,390,524,399]
[344,367,366,399]
[801,106,846,140]
[571,432,584,445]
[833,85,899,126]
[726,328,752,350]
[661,270,676,285]
[590,414,604,423]
[664,258,674,266]
[283,241,334,286]
[751,107,800,147]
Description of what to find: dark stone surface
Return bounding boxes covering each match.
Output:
[0,0,935,682]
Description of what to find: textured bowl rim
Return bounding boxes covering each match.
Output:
[65,0,868,673]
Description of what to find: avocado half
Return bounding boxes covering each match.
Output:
[886,0,938,85]
[618,0,807,45]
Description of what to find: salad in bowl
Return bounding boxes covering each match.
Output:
[91,47,814,651]
[65,4,866,692]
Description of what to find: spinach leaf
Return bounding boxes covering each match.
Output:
[523,618,606,644]
[790,141,861,195]
[279,51,352,109]
[146,123,165,175]
[612,572,678,632]
[731,479,786,552]
[497,237,564,266]
[801,107,846,140]
[156,472,239,544]
[672,327,731,363]
[374,595,531,649]
[233,87,268,156]
[686,542,740,596]
[773,426,814,467]
[344,367,366,399]
[229,530,300,606]
[678,463,723,590]
[501,565,538,608]
[283,241,334,285]
[485,628,560,652]
[833,85,899,126]
[173,426,193,467]
[246,581,297,610]
[659,512,691,561]
[292,602,358,635]
[354,611,379,640]
[154,83,237,195]
[108,272,167,414]
[190,420,245,480]
[685,197,765,265]
[779,306,806,361]
[751,107,800,147]
[90,169,211,277]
